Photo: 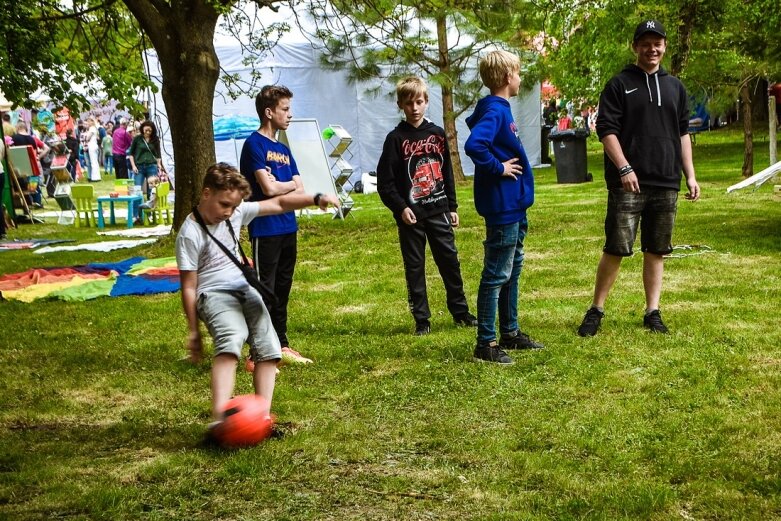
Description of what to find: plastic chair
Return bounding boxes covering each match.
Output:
[142,182,172,225]
[71,184,97,227]
[114,178,132,195]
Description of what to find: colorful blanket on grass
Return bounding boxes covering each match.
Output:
[0,257,180,302]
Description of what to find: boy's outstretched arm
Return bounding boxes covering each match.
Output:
[258,192,340,216]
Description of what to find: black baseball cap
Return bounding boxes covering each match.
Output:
[633,20,666,41]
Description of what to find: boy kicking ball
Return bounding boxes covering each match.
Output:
[175,162,338,432]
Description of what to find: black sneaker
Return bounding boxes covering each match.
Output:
[454,312,478,327]
[414,321,431,336]
[199,421,223,449]
[499,330,544,350]
[473,342,513,365]
[643,309,669,333]
[577,307,604,337]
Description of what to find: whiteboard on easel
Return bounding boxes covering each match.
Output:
[278,119,338,198]
[8,146,39,178]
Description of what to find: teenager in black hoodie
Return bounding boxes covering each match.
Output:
[578,20,700,337]
[377,76,477,336]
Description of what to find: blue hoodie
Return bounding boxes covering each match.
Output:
[465,95,534,226]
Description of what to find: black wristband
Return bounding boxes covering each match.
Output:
[313,192,323,206]
[619,164,634,177]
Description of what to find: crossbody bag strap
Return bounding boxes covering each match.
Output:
[191,207,248,271]
[224,218,253,268]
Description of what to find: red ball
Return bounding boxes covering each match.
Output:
[214,394,274,448]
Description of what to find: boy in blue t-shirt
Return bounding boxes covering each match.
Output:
[464,50,544,365]
[239,85,311,366]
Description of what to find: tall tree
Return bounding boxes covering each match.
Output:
[541,0,781,177]
[302,0,542,181]
[1,0,285,229]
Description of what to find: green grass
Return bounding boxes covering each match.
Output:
[1,129,780,520]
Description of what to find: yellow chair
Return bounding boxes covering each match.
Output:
[142,182,172,225]
[71,184,97,227]
[114,179,132,195]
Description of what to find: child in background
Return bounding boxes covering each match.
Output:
[464,50,544,365]
[139,175,160,210]
[102,128,114,176]
[376,76,477,335]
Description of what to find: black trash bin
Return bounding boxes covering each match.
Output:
[549,128,590,183]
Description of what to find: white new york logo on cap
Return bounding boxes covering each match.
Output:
[647,21,655,28]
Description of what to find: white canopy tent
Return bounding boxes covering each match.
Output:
[144,24,541,180]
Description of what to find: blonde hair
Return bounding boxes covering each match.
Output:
[202,162,251,198]
[479,50,521,91]
[396,76,428,104]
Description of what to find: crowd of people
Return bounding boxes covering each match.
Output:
[0,110,169,229]
[175,20,701,438]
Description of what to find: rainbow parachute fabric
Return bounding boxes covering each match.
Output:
[0,257,180,303]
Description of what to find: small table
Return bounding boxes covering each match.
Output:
[97,195,144,229]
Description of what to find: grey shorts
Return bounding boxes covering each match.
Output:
[196,288,282,362]
[603,187,678,256]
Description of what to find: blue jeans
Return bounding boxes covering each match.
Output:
[134,163,158,197]
[476,218,528,344]
[104,154,114,176]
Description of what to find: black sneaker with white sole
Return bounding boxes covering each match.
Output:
[415,321,431,336]
[577,307,604,337]
[473,342,513,365]
[643,309,669,333]
[499,330,544,350]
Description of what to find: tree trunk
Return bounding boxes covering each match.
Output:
[670,1,698,76]
[158,44,220,228]
[123,0,221,230]
[741,82,753,178]
[435,15,465,182]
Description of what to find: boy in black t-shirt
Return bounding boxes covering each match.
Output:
[377,76,477,336]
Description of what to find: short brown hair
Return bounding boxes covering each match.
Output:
[479,50,521,91]
[202,162,251,198]
[396,76,428,104]
[255,85,293,118]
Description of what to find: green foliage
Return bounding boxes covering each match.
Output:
[218,4,291,99]
[0,0,152,113]
[305,0,532,116]
[543,0,781,109]
[1,129,780,519]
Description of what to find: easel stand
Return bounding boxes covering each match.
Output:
[326,125,355,219]
[8,166,41,224]
[6,146,43,224]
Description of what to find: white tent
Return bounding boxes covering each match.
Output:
[144,33,541,179]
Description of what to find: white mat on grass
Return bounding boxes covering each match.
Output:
[97,225,172,237]
[35,239,157,254]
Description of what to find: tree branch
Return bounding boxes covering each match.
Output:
[34,0,119,22]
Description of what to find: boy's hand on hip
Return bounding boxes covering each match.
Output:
[502,158,522,180]
[401,207,417,225]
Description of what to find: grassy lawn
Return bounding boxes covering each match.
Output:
[1,129,779,520]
